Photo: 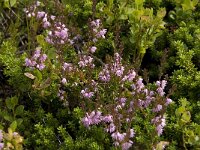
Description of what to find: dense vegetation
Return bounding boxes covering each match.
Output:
[0,0,200,149]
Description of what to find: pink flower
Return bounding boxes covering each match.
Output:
[102,115,113,123]
[90,46,97,53]
[129,129,135,138]
[39,54,47,62]
[165,98,172,105]
[37,11,45,19]
[111,132,126,142]
[61,78,67,84]
[121,140,133,150]
[153,104,163,112]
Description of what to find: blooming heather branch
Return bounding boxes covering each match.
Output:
[80,53,172,149]
[25,47,47,70]
[90,19,107,42]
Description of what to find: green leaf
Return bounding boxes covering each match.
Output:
[10,0,17,7]
[4,115,13,122]
[175,107,185,116]
[34,69,43,81]
[36,35,46,47]
[4,0,16,8]
[10,121,17,131]
[16,118,23,126]
[4,0,10,8]
[181,0,198,11]
[135,0,144,7]
[6,96,18,110]
[181,111,191,123]
[15,105,24,116]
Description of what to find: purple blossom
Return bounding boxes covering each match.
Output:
[33,49,41,59]
[161,80,167,89]
[91,19,101,28]
[144,96,152,108]
[122,70,136,82]
[57,89,66,100]
[156,124,164,136]
[81,88,94,99]
[82,115,92,128]
[25,58,33,67]
[115,66,125,77]
[102,115,113,123]
[90,46,97,53]
[157,87,165,96]
[39,54,47,62]
[99,66,111,82]
[138,99,144,108]
[136,78,144,92]
[43,21,51,28]
[165,98,172,105]
[111,132,126,142]
[106,123,116,133]
[82,111,103,127]
[121,140,133,150]
[119,98,127,104]
[36,64,45,70]
[0,143,4,150]
[156,81,161,86]
[25,47,47,70]
[96,29,107,38]
[90,19,107,41]
[153,104,163,112]
[62,63,73,71]
[78,55,94,68]
[129,129,135,138]
[37,11,45,19]
[151,116,166,136]
[51,15,56,20]
[61,78,67,84]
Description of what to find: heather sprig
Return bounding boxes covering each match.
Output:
[80,53,172,149]
[25,47,47,71]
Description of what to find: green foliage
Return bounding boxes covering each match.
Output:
[0,40,32,92]
[0,0,200,149]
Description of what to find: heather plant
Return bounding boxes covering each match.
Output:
[22,2,173,149]
[0,0,200,150]
[79,53,172,149]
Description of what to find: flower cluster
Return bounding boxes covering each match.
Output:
[111,130,135,150]
[25,1,72,45]
[99,53,125,82]
[99,65,111,82]
[57,89,66,101]
[24,1,41,18]
[78,55,94,68]
[82,108,135,150]
[82,111,114,127]
[0,130,4,150]
[81,53,173,149]
[156,80,167,96]
[46,22,72,45]
[25,47,47,70]
[81,88,94,99]
[62,62,74,72]
[82,111,103,127]
[89,46,97,53]
[90,19,107,42]
[151,115,166,136]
